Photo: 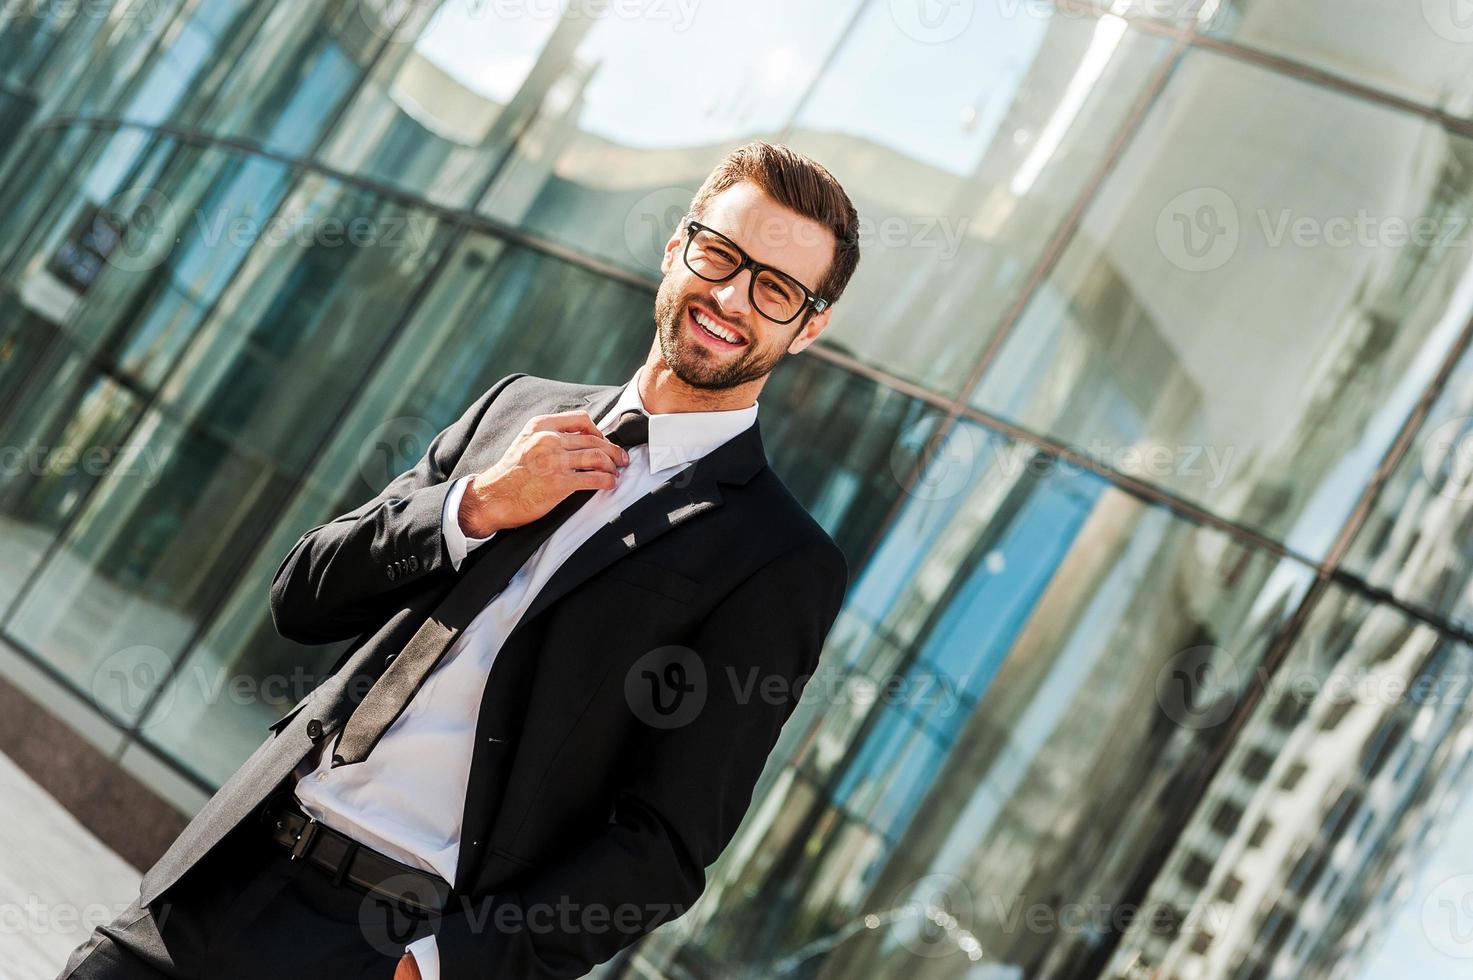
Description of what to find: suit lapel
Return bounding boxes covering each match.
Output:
[508,384,767,634]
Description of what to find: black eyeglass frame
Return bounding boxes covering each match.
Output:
[681,218,830,325]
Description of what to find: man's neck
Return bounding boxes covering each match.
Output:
[636,361,762,415]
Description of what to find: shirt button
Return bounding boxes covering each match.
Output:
[316,771,329,782]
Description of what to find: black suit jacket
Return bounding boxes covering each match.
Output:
[138,372,849,979]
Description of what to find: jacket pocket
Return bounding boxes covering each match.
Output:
[599,556,700,603]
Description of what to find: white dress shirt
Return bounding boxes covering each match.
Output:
[292,366,758,979]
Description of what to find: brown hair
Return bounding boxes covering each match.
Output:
[687,140,861,309]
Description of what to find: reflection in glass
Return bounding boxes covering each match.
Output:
[972,51,1473,557]
[476,0,862,268]
[788,5,1170,393]
[1206,0,1473,117]
[318,0,564,207]
[1342,340,1473,634]
[1109,586,1473,979]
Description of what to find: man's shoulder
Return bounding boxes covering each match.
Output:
[741,466,848,581]
[481,371,607,401]
[473,372,617,421]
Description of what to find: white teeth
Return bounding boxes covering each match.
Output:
[694,310,741,344]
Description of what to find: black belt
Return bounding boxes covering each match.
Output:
[260,793,452,916]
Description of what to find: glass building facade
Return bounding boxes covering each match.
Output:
[2,1,1473,977]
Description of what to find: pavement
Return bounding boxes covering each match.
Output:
[0,752,141,980]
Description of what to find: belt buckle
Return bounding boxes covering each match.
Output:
[289,816,320,860]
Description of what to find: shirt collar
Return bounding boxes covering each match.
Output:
[596,366,758,476]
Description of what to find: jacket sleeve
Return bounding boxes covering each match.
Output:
[434,538,850,979]
[267,373,524,645]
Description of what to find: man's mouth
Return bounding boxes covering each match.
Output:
[687,305,748,350]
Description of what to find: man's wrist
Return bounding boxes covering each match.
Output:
[457,475,504,538]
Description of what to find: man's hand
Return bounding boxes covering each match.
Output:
[458,410,629,536]
[394,952,423,980]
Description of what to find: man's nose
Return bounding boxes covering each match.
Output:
[713,270,753,317]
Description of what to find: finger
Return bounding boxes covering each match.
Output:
[558,431,629,463]
[568,469,618,492]
[530,410,602,436]
[564,448,621,474]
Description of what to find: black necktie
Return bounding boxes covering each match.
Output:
[332,408,651,766]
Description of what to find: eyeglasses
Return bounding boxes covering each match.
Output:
[681,219,830,325]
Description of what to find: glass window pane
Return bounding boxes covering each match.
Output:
[1206,0,1473,116]
[317,1,562,207]
[154,175,452,476]
[7,404,300,725]
[971,50,1473,557]
[39,0,190,120]
[178,1,368,157]
[787,6,1171,393]
[0,374,143,612]
[475,0,864,264]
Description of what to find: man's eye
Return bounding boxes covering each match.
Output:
[764,280,795,300]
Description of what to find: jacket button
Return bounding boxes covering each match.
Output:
[409,556,419,571]
[387,566,397,581]
[306,719,323,740]
[384,653,398,668]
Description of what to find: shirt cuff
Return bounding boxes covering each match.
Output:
[442,474,496,571]
[407,934,440,980]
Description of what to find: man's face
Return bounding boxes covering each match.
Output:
[653,181,836,391]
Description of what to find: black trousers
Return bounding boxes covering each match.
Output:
[57,813,431,980]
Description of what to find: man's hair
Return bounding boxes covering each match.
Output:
[686,140,861,309]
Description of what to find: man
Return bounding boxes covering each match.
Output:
[60,140,860,980]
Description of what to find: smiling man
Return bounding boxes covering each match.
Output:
[59,141,861,980]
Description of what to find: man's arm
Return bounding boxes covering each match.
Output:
[433,539,849,980]
[268,373,524,645]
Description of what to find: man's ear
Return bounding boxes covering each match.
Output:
[787,306,834,355]
[659,224,684,275]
